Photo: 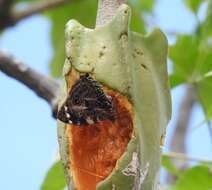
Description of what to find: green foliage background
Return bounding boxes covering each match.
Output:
[11,0,212,189]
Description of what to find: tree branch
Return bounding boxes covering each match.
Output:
[0,0,14,30]
[96,0,126,27]
[0,0,13,17]
[164,151,212,165]
[0,0,71,30]
[166,86,196,183]
[0,50,60,118]
[11,0,70,24]
[170,86,196,156]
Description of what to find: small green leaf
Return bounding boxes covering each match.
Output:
[172,165,212,190]
[130,4,145,33]
[202,0,212,36]
[184,0,203,13]
[15,0,36,2]
[169,74,185,88]
[197,77,212,118]
[128,0,155,12]
[140,0,155,12]
[41,161,66,190]
[162,155,179,175]
[169,35,199,83]
[128,0,155,33]
[195,44,212,118]
[170,33,212,118]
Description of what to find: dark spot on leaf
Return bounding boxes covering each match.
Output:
[119,31,128,40]
[99,51,104,58]
[132,53,136,58]
[134,48,143,56]
[140,63,148,70]
[67,56,72,63]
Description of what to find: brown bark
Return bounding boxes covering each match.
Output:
[0,0,14,29]
[0,0,71,30]
[0,50,60,117]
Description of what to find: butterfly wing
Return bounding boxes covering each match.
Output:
[57,74,115,126]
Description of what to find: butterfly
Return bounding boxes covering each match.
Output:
[57,73,115,125]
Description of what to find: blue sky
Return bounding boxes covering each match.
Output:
[0,16,57,189]
[0,0,211,189]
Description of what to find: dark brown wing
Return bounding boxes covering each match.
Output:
[57,73,115,126]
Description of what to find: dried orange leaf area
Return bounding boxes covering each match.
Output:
[66,89,134,190]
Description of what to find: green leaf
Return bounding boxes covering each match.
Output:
[169,35,199,83]
[195,42,212,118]
[128,0,155,12]
[169,74,185,88]
[139,0,155,12]
[202,0,212,36]
[184,0,203,13]
[48,0,98,78]
[162,155,179,175]
[197,77,212,119]
[129,4,145,33]
[185,1,212,119]
[41,161,66,190]
[128,0,155,33]
[15,0,36,2]
[172,165,212,190]
[170,33,212,118]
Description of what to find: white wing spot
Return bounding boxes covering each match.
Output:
[86,117,94,125]
[66,113,71,118]
[64,106,68,111]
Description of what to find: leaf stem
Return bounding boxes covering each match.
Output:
[164,151,212,165]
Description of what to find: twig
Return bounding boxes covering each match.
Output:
[164,151,212,165]
[0,0,14,30]
[96,0,126,27]
[0,0,71,30]
[11,0,70,24]
[166,86,196,183]
[0,50,60,118]
[0,0,13,17]
[170,86,196,154]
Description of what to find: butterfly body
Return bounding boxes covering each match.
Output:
[57,74,115,125]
